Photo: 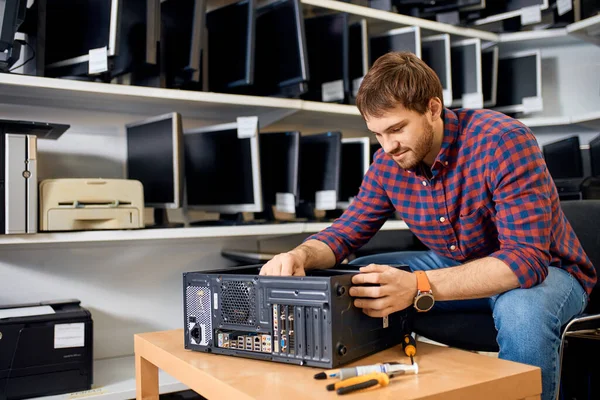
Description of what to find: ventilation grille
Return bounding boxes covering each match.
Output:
[220,280,256,326]
[186,286,212,345]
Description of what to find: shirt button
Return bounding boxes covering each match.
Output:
[449,244,457,251]
[439,217,446,222]
[444,161,449,166]
[422,181,427,186]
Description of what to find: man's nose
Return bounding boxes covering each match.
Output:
[383,139,400,155]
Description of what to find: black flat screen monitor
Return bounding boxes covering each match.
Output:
[543,136,584,180]
[370,26,421,65]
[184,120,263,213]
[161,0,205,88]
[303,12,349,103]
[338,138,370,209]
[207,0,255,92]
[451,38,483,108]
[125,112,183,208]
[253,0,309,97]
[349,19,369,99]
[495,50,542,114]
[259,131,300,212]
[299,132,342,210]
[482,46,498,107]
[421,34,452,107]
[590,134,600,177]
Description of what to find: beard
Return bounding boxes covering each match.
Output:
[392,120,434,170]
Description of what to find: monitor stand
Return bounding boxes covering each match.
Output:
[296,203,336,223]
[190,212,259,227]
[146,208,184,229]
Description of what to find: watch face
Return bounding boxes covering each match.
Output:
[416,295,434,311]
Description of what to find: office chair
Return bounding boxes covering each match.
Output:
[411,199,600,400]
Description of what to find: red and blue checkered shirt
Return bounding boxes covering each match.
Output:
[308,108,597,296]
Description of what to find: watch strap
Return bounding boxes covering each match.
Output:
[415,271,431,293]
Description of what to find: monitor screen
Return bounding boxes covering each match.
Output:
[339,138,370,207]
[254,0,308,96]
[495,51,540,113]
[162,0,205,87]
[299,132,342,208]
[590,135,600,177]
[482,47,498,107]
[370,26,420,65]
[126,112,183,208]
[543,136,584,180]
[207,0,254,91]
[259,131,300,207]
[451,39,482,106]
[303,12,349,102]
[506,0,548,12]
[184,122,262,213]
[421,34,451,105]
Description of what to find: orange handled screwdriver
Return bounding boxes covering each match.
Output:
[326,372,390,395]
[402,333,416,365]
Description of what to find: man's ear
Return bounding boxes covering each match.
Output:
[428,97,443,121]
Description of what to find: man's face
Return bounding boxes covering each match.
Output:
[366,104,434,170]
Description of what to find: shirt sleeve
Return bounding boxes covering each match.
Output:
[305,153,396,264]
[487,127,553,289]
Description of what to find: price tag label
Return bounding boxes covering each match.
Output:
[55,323,85,349]
[88,47,108,75]
[275,193,295,214]
[352,77,364,98]
[322,80,344,102]
[315,190,337,211]
[557,0,572,16]
[236,116,258,139]
[462,92,483,109]
[522,96,544,114]
[521,5,542,25]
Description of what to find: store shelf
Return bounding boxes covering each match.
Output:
[567,14,600,46]
[300,0,498,41]
[304,219,409,233]
[519,115,573,127]
[32,355,187,400]
[496,28,583,52]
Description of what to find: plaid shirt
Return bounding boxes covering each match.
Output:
[308,108,597,296]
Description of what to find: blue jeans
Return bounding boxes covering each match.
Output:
[350,251,588,400]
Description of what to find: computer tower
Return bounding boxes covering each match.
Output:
[183,264,413,369]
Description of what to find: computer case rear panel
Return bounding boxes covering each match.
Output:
[183,265,412,369]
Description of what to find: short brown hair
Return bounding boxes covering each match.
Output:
[356,51,443,119]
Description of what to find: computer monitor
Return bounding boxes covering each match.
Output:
[259,131,300,217]
[590,134,600,177]
[370,26,421,65]
[543,136,584,180]
[349,19,369,100]
[0,0,26,72]
[482,46,498,107]
[161,0,205,89]
[303,12,349,103]
[421,34,452,107]
[338,137,370,209]
[207,0,255,93]
[495,49,542,114]
[125,112,184,227]
[451,38,483,109]
[253,0,309,98]
[45,0,160,79]
[184,119,263,215]
[299,132,342,214]
[505,0,549,12]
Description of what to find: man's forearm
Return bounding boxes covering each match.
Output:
[289,239,337,270]
[426,257,520,301]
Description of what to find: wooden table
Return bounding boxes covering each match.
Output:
[134,329,541,400]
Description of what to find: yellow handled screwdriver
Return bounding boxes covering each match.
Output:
[326,372,390,395]
[402,333,416,365]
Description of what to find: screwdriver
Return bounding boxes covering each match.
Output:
[402,333,416,365]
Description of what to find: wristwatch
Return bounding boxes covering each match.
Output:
[413,271,435,312]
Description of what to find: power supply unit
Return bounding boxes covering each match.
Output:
[183,264,413,369]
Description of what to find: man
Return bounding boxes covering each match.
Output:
[259,52,595,400]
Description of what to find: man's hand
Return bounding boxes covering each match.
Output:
[259,252,306,276]
[349,264,418,317]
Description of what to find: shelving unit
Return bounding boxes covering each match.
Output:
[567,14,600,46]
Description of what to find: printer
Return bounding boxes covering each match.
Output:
[0,299,93,399]
[39,178,145,231]
[554,176,600,201]
[0,119,69,235]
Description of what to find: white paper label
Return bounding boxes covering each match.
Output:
[443,89,452,108]
[275,192,296,214]
[88,46,108,75]
[213,293,218,310]
[352,77,364,98]
[521,5,542,25]
[557,0,572,16]
[462,92,483,109]
[383,316,389,328]
[67,388,107,399]
[54,323,85,349]
[315,190,337,211]
[522,96,544,113]
[236,116,258,139]
[0,305,55,320]
[322,80,344,102]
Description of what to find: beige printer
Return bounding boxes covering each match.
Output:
[39,178,145,231]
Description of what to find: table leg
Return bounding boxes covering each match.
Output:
[135,354,159,400]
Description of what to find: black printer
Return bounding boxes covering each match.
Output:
[0,299,93,399]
